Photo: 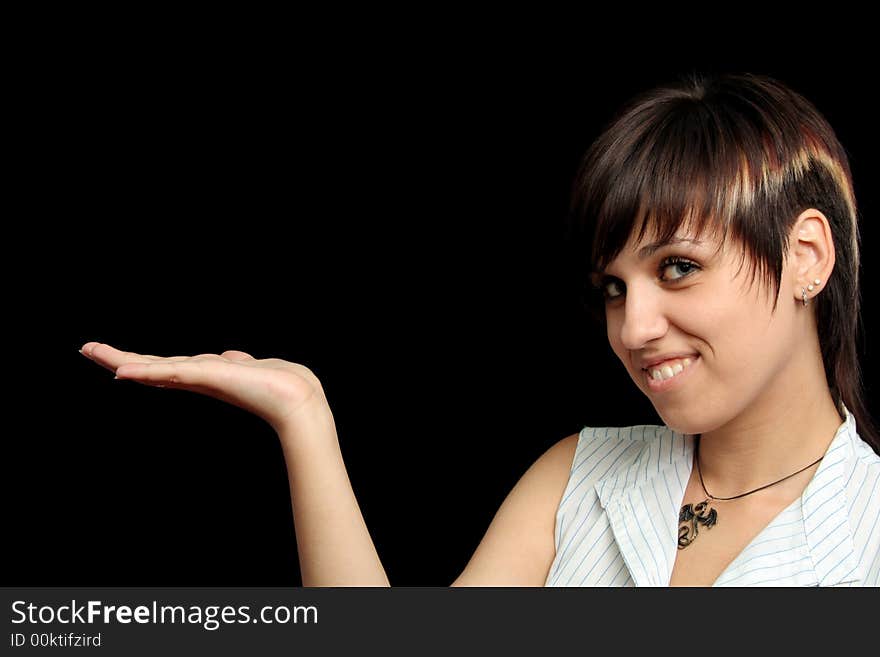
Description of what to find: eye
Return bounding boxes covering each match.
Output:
[593,273,624,301]
[596,256,701,301]
[599,278,625,300]
[661,256,699,281]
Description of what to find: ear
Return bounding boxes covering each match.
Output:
[788,208,835,304]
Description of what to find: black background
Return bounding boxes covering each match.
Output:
[7,36,877,586]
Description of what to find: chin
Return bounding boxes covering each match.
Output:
[654,408,708,436]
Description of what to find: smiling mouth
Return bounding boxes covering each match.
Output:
[643,355,700,392]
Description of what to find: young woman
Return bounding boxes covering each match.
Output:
[80,72,880,586]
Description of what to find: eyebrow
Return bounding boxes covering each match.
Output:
[596,237,704,276]
[638,237,704,258]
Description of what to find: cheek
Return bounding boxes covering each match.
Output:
[699,294,784,373]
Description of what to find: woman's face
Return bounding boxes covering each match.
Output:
[599,224,802,435]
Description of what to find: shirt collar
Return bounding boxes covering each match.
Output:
[593,404,863,586]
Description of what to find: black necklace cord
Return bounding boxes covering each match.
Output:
[694,435,825,502]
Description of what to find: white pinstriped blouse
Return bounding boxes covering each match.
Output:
[544,404,880,586]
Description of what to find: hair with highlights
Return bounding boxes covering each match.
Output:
[568,72,878,453]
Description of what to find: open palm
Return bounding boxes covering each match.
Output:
[80,342,330,433]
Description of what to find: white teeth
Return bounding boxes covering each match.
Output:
[648,356,695,382]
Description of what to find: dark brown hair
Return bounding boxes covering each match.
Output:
[569,72,879,454]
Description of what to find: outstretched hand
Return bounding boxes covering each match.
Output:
[80,342,331,433]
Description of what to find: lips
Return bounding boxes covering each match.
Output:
[639,352,699,370]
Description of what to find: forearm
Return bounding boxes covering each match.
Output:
[277,405,391,587]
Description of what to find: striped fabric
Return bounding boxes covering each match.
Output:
[544,404,880,586]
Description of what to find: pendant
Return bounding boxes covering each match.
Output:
[678,499,718,549]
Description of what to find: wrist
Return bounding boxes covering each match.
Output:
[274,396,338,448]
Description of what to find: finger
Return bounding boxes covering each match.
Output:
[221,350,255,362]
[113,361,270,418]
[80,342,102,357]
[82,342,148,360]
[114,360,253,409]
[114,359,228,389]
[81,342,159,373]
[83,343,222,363]
[81,342,204,375]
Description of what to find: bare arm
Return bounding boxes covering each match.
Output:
[277,405,390,586]
[282,419,579,588]
[451,432,578,586]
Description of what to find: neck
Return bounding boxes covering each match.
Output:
[695,338,845,497]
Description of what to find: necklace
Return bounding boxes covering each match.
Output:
[677,435,825,550]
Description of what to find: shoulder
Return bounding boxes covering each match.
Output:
[510,431,580,514]
[447,431,581,586]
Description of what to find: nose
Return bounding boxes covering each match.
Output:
[616,282,669,351]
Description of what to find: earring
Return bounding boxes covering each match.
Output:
[802,278,821,307]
